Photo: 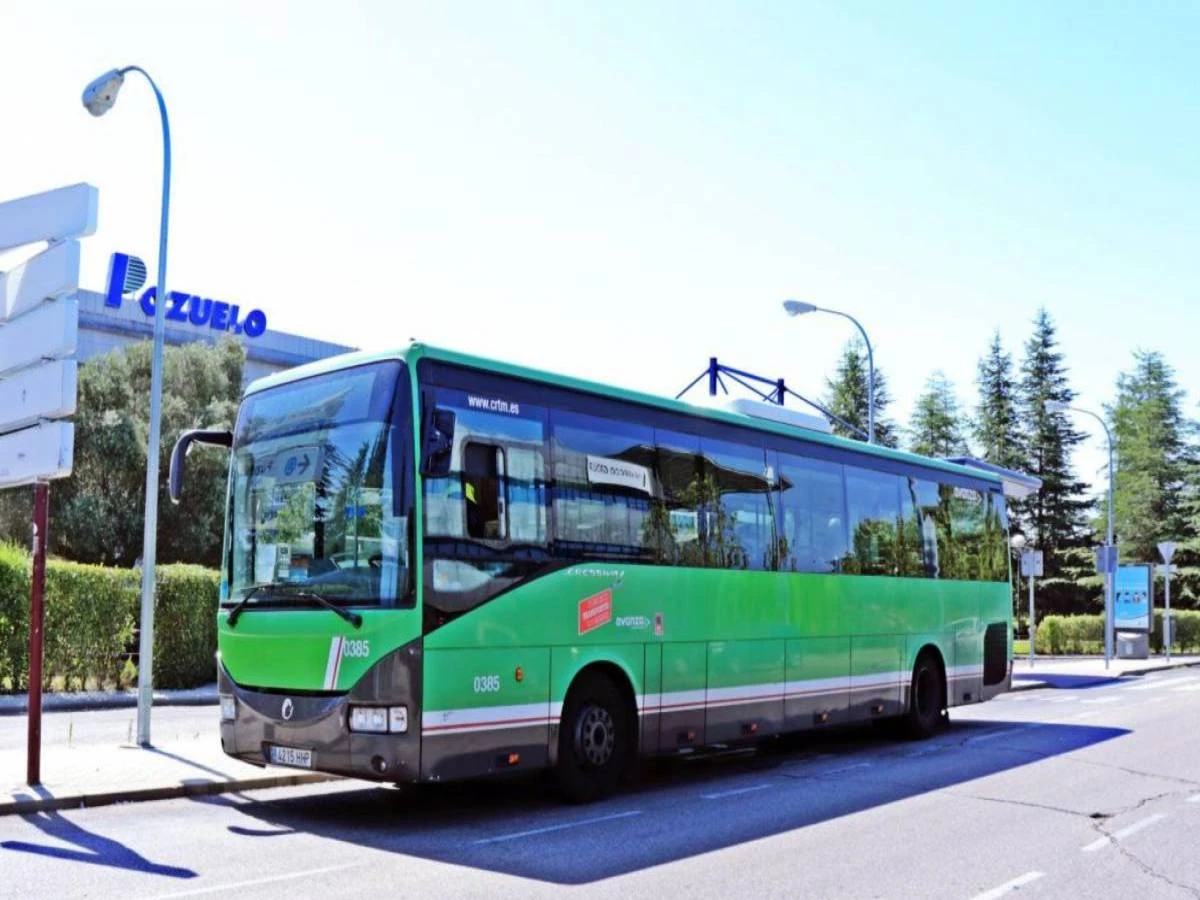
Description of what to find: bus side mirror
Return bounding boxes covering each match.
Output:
[169,428,233,504]
[420,408,455,477]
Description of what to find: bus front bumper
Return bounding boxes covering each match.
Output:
[217,644,422,783]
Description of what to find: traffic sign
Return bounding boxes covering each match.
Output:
[1158,541,1177,564]
[0,296,78,379]
[0,421,74,488]
[0,361,77,437]
[1020,549,1044,578]
[0,183,97,253]
[0,240,81,322]
[1095,545,1118,574]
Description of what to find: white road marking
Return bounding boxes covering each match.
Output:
[816,762,872,776]
[701,782,775,800]
[1173,683,1200,692]
[1081,696,1120,705]
[473,810,642,844]
[1189,794,1200,803]
[969,870,1045,900]
[1126,676,1199,691]
[969,725,1034,743]
[1082,814,1167,852]
[149,864,357,899]
[1071,711,1102,720]
[1047,696,1078,704]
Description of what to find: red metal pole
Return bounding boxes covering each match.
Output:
[27,481,48,786]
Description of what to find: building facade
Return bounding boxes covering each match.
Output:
[78,254,354,384]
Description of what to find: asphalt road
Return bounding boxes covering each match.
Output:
[2,669,1199,899]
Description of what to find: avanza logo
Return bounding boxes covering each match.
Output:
[578,589,613,635]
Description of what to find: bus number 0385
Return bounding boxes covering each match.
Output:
[473,675,501,693]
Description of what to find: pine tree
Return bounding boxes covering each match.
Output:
[1108,350,1196,561]
[823,338,898,448]
[908,371,968,458]
[1018,308,1092,554]
[974,331,1024,471]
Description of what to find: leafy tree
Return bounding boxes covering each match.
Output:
[823,338,898,448]
[908,371,968,458]
[1108,350,1196,561]
[1018,308,1091,554]
[50,339,244,567]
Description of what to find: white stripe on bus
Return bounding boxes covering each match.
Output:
[323,636,343,691]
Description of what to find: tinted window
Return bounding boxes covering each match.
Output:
[777,453,848,573]
[422,386,548,629]
[649,430,702,566]
[900,478,942,578]
[699,437,776,570]
[844,467,903,576]
[551,411,654,560]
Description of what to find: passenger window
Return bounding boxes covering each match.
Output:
[776,453,848,573]
[649,430,702,566]
[844,467,903,576]
[551,412,654,559]
[902,479,942,578]
[698,437,776,570]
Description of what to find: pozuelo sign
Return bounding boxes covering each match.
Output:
[105,252,269,339]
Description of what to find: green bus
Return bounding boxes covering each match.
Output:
[170,342,1024,801]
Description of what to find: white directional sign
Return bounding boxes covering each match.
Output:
[0,183,97,489]
[0,361,77,437]
[1158,541,1177,564]
[0,297,78,379]
[0,183,98,252]
[0,422,74,486]
[0,240,81,322]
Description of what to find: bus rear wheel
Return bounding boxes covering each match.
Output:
[555,672,633,803]
[904,653,947,740]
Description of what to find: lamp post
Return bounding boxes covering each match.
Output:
[783,300,875,444]
[82,67,172,746]
[1046,400,1114,669]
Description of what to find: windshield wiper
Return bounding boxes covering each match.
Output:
[227,583,363,629]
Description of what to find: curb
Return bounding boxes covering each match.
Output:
[1010,658,1200,692]
[0,771,339,817]
[0,694,218,717]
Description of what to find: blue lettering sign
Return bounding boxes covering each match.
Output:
[105,252,269,340]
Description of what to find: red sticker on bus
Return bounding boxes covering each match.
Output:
[578,589,613,635]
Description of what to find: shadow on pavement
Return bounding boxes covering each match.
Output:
[197,717,1128,885]
[1015,673,1126,690]
[1,796,197,879]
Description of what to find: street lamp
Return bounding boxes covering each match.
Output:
[1046,399,1115,668]
[783,300,875,444]
[82,66,172,746]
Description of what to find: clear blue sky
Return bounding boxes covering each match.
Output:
[3,1,1198,490]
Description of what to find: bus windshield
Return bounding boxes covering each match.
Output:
[224,361,413,608]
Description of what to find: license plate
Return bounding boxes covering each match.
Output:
[268,745,313,769]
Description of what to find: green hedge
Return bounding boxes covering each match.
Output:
[0,543,218,691]
[1035,611,1200,655]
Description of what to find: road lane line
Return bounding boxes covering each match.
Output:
[148,864,357,899]
[1127,676,1199,691]
[969,870,1045,899]
[1189,794,1200,803]
[1047,696,1078,703]
[701,782,774,800]
[1071,711,1102,720]
[1083,814,1167,852]
[1173,684,1200,692]
[817,762,872,776]
[969,725,1034,743]
[1081,696,1120,705]
[473,810,642,844]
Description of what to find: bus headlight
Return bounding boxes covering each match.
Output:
[220,695,236,722]
[349,705,408,734]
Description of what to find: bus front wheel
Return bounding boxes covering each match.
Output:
[904,653,947,739]
[555,671,633,803]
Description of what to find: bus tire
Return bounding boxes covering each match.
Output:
[904,652,947,740]
[555,671,634,803]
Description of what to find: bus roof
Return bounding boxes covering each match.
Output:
[244,342,1005,487]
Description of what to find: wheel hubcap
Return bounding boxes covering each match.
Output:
[575,703,616,767]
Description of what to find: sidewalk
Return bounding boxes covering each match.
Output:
[1012,653,1200,691]
[1,705,335,817]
